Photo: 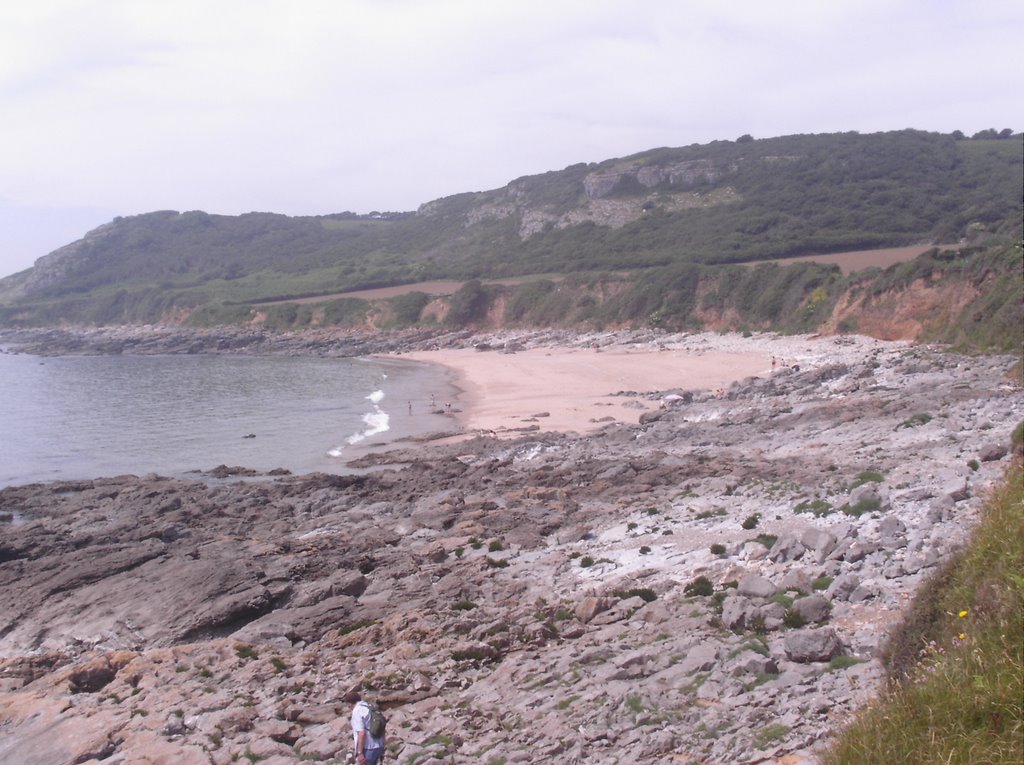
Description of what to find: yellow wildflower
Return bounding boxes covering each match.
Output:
[958,609,969,618]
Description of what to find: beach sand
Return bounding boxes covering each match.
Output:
[403,345,772,436]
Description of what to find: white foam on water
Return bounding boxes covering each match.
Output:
[329,389,390,455]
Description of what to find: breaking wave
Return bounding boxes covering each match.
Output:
[328,389,389,456]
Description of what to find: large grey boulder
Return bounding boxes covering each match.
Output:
[721,595,755,631]
[784,628,844,663]
[779,569,812,594]
[791,594,831,624]
[769,534,805,562]
[978,442,1008,462]
[826,573,860,601]
[878,516,907,550]
[738,574,777,599]
[800,528,837,558]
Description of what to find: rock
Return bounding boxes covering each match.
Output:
[978,443,1008,462]
[848,484,884,512]
[293,723,346,760]
[769,534,805,563]
[721,595,755,631]
[679,644,720,674]
[575,596,614,624]
[784,628,844,663]
[328,570,367,597]
[800,528,837,558]
[826,574,860,601]
[791,595,831,624]
[779,570,812,594]
[878,516,907,549]
[738,575,777,600]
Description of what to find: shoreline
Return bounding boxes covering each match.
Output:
[399,330,906,438]
[2,332,1022,764]
[404,345,774,436]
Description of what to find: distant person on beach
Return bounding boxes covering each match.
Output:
[408,400,412,415]
[344,691,386,765]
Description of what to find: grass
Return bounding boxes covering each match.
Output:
[897,412,933,429]
[842,497,881,517]
[795,498,834,517]
[695,508,728,520]
[850,470,885,488]
[823,466,1023,765]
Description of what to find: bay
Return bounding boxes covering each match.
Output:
[0,351,458,487]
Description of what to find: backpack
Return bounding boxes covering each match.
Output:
[367,702,387,739]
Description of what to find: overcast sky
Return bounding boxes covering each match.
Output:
[1,0,1021,278]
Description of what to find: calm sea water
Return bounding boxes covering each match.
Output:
[0,351,458,487]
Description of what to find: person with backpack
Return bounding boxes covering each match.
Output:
[343,690,386,765]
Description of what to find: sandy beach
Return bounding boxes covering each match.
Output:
[404,344,772,435]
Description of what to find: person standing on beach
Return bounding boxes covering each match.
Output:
[344,691,386,765]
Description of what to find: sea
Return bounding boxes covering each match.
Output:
[0,350,459,488]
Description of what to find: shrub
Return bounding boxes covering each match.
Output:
[897,413,933,429]
[452,600,477,611]
[710,543,727,556]
[696,508,727,520]
[967,459,980,472]
[770,593,795,608]
[741,513,761,530]
[795,498,834,517]
[488,539,504,552]
[812,576,834,591]
[485,557,508,569]
[337,619,377,635]
[783,608,807,629]
[754,534,778,548]
[234,645,258,660]
[843,497,882,517]
[639,546,651,555]
[685,576,715,597]
[615,587,658,603]
[579,555,595,568]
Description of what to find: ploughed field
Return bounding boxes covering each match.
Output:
[257,245,942,306]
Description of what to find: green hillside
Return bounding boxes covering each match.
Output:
[0,129,1020,327]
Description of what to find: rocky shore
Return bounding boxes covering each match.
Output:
[0,325,472,358]
[1,331,1022,764]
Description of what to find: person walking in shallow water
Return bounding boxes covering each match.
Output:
[344,691,385,765]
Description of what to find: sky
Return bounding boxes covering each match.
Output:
[1,0,1022,279]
